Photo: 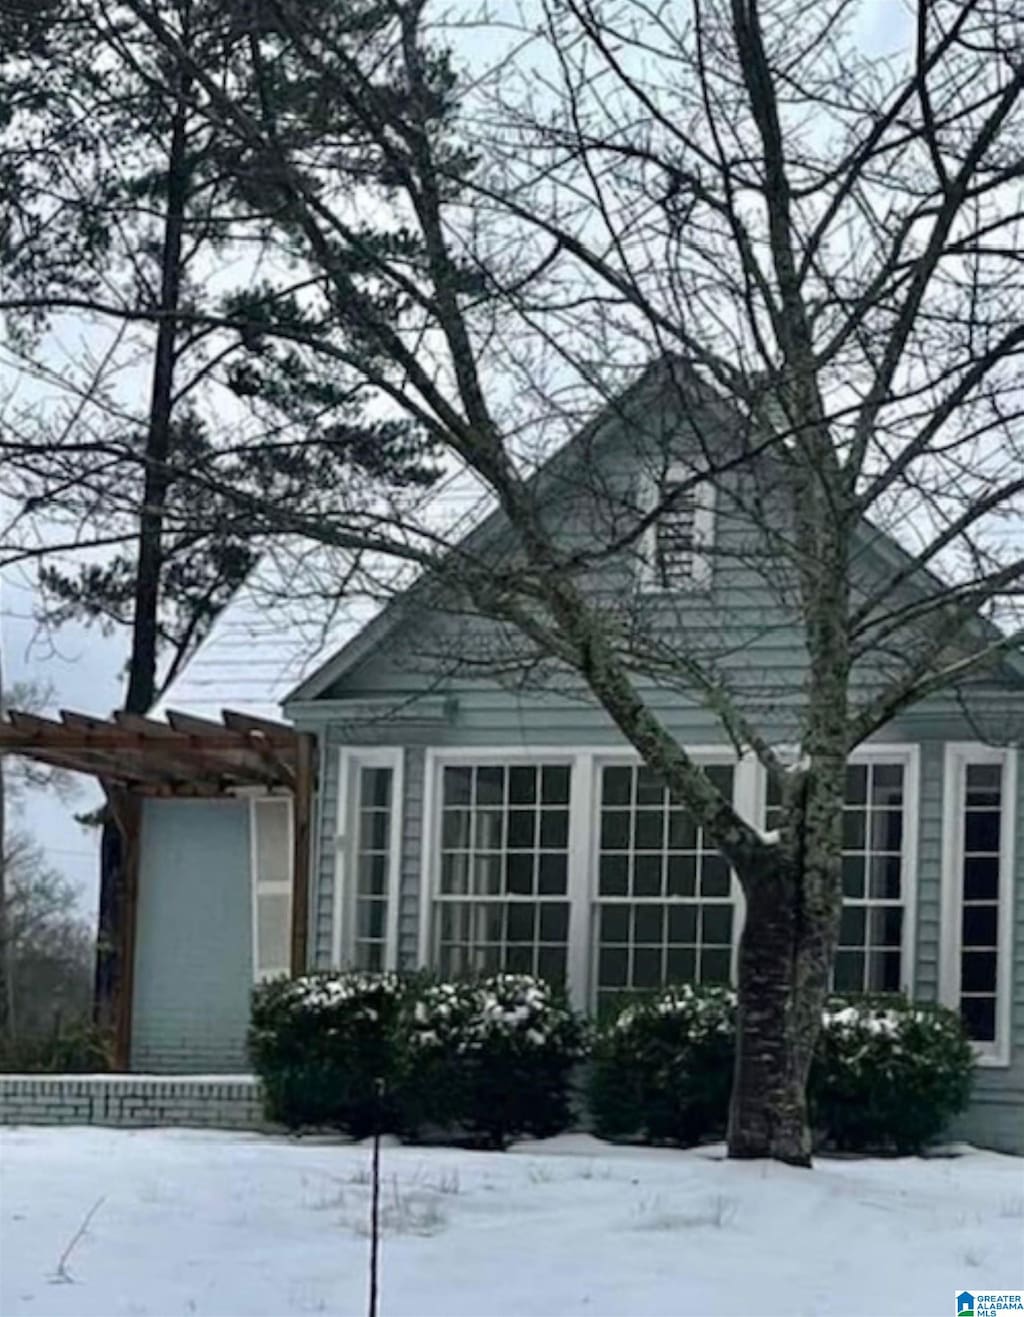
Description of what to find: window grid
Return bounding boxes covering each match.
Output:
[353,767,393,972]
[959,763,1002,1042]
[435,763,571,986]
[251,797,293,982]
[766,762,905,993]
[595,763,734,1012]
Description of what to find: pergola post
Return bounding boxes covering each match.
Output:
[102,786,143,1072]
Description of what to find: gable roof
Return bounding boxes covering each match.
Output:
[285,358,1022,708]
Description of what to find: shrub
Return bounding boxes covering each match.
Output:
[0,1020,111,1073]
[248,972,411,1135]
[588,984,736,1146]
[811,996,975,1154]
[403,975,587,1149]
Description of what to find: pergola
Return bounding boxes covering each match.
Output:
[0,707,315,1068]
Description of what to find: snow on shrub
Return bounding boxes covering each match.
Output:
[248,971,412,1135]
[588,984,737,1147]
[403,975,587,1149]
[811,996,974,1153]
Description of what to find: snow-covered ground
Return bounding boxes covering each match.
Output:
[1,1128,1021,1317]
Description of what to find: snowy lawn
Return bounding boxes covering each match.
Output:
[1,1128,1022,1317]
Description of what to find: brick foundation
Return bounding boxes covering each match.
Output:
[0,1074,267,1129]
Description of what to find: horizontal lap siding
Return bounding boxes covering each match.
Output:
[132,800,252,1073]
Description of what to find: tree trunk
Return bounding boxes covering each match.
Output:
[94,69,192,1045]
[728,765,846,1165]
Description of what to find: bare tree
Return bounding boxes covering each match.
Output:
[2,0,1021,1162]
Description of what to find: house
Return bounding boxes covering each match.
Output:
[31,361,1024,1150]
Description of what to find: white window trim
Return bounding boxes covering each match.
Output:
[638,462,716,593]
[940,742,1017,1067]
[419,745,754,1013]
[334,746,405,971]
[249,795,294,983]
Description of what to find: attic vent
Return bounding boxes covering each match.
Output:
[643,463,715,591]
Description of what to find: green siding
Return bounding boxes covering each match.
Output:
[132,799,252,1073]
[286,381,1023,1152]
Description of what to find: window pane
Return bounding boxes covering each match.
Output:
[962,905,998,947]
[256,891,290,975]
[598,947,629,988]
[871,764,903,806]
[600,811,631,850]
[443,766,472,805]
[442,810,472,849]
[667,854,696,896]
[507,809,536,849]
[834,951,864,992]
[361,810,389,852]
[963,856,999,900]
[866,950,901,992]
[961,950,997,994]
[358,854,388,896]
[842,854,865,899]
[699,948,731,983]
[476,766,506,805]
[867,854,901,901]
[867,906,902,949]
[541,765,570,804]
[965,811,1000,852]
[634,904,664,945]
[634,854,663,897]
[667,904,697,944]
[845,765,868,805]
[602,767,632,806]
[635,810,664,851]
[599,854,629,896]
[506,853,534,895]
[539,903,569,943]
[508,766,537,804]
[635,768,665,806]
[666,947,696,981]
[255,800,290,885]
[475,808,505,850]
[538,853,567,895]
[633,948,663,987]
[965,763,1001,806]
[961,996,996,1043]
[540,810,569,848]
[842,811,866,850]
[507,903,535,943]
[700,855,730,898]
[839,906,865,947]
[537,946,567,986]
[601,905,630,943]
[667,809,697,850]
[701,905,732,946]
[441,852,470,895]
[360,768,392,809]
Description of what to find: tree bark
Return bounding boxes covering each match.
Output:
[727,846,842,1166]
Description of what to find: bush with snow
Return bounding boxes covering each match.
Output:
[403,975,587,1149]
[248,972,413,1135]
[588,984,737,1147]
[810,996,974,1154]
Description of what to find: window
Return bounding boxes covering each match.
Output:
[642,463,715,591]
[432,762,571,985]
[942,745,1016,1063]
[595,762,735,1012]
[337,748,403,971]
[765,755,912,993]
[251,797,293,981]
